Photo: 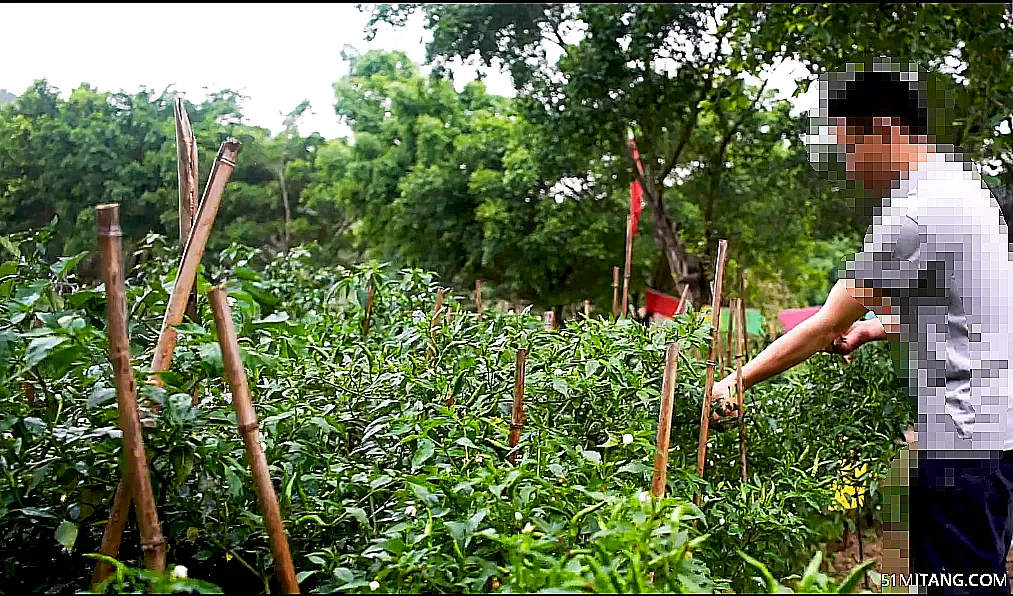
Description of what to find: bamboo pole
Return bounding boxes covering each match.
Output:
[612,267,620,319]
[543,311,555,331]
[726,301,734,375]
[150,139,241,388]
[508,349,527,465]
[583,300,591,320]
[734,297,748,482]
[210,286,300,594]
[476,279,483,320]
[362,280,375,335]
[677,284,691,316]
[738,270,749,362]
[175,97,199,323]
[94,139,241,575]
[96,205,166,572]
[426,287,446,360]
[651,343,680,498]
[621,215,633,318]
[90,477,131,588]
[694,239,729,507]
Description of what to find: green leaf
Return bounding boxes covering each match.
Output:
[0,236,21,258]
[295,570,316,583]
[346,506,369,526]
[412,438,435,471]
[837,559,877,594]
[253,312,290,325]
[24,336,68,367]
[50,251,88,279]
[581,450,601,465]
[55,520,78,552]
[87,387,117,409]
[552,377,569,396]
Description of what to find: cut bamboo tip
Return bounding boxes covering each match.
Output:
[96,204,123,236]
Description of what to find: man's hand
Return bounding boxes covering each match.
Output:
[824,318,886,358]
[710,377,739,425]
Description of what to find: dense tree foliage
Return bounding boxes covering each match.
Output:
[2,3,1011,315]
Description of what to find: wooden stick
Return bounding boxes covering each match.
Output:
[150,139,241,388]
[175,97,199,323]
[726,298,734,375]
[677,284,691,316]
[90,477,131,588]
[508,349,527,465]
[426,287,446,360]
[694,239,729,506]
[734,297,748,482]
[738,270,749,362]
[476,279,483,320]
[651,343,680,498]
[96,204,166,572]
[583,300,591,320]
[612,267,620,319]
[362,280,375,335]
[543,311,555,331]
[621,215,633,318]
[210,286,300,594]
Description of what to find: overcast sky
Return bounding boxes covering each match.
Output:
[1,3,813,140]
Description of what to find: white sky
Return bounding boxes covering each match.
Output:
[0,3,813,140]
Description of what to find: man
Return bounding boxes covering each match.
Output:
[711,60,1013,592]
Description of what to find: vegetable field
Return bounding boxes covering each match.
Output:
[0,223,911,593]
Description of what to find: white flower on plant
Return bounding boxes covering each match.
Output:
[514,511,523,521]
[171,565,188,579]
[622,433,634,445]
[522,522,535,534]
[369,580,380,591]
[405,505,418,517]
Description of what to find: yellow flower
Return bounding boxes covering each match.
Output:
[831,462,869,511]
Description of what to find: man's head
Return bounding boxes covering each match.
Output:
[808,60,947,198]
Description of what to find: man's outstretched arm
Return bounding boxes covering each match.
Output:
[712,278,887,417]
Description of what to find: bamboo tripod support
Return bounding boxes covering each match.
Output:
[210,286,300,594]
[91,205,166,586]
[651,343,679,498]
[476,279,483,320]
[92,139,240,584]
[694,239,729,507]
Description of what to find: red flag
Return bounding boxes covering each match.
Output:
[629,138,645,236]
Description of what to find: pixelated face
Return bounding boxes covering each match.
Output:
[831,116,899,182]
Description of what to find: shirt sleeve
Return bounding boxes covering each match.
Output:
[838,212,922,316]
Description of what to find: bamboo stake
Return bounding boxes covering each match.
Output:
[96,205,166,572]
[210,286,300,594]
[150,139,241,388]
[426,287,445,360]
[677,284,691,316]
[651,343,680,498]
[363,280,375,335]
[175,97,199,323]
[543,311,555,331]
[90,477,131,588]
[476,279,483,320]
[694,239,729,507]
[734,298,748,482]
[612,267,620,319]
[621,215,633,318]
[508,349,527,465]
[726,306,734,375]
[738,271,749,362]
[583,300,591,320]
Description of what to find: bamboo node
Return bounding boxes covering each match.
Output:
[140,536,166,552]
[705,360,717,367]
[509,423,523,431]
[239,421,259,434]
[219,156,238,168]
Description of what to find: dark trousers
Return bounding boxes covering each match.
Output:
[911,451,1013,593]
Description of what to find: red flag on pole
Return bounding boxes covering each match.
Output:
[629,137,645,236]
